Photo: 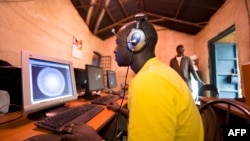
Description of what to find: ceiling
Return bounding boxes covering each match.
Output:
[70,0,226,40]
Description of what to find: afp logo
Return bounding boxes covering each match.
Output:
[223,125,250,141]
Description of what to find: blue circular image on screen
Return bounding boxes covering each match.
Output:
[37,67,65,96]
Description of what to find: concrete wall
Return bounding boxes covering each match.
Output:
[0,0,103,68]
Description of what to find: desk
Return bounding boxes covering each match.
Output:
[0,94,127,141]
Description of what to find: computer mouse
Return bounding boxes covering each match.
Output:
[23,133,60,141]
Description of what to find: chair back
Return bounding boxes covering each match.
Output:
[199,84,219,97]
[199,99,250,141]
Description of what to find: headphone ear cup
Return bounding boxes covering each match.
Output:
[127,28,146,52]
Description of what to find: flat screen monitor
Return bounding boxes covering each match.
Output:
[107,70,117,89]
[81,64,105,100]
[74,68,87,94]
[21,50,78,115]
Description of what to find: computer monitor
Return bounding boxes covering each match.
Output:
[107,70,117,89]
[81,64,105,100]
[74,68,87,94]
[106,70,125,96]
[21,50,78,116]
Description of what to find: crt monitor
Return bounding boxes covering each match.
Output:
[21,50,78,115]
[81,64,105,100]
[107,70,117,89]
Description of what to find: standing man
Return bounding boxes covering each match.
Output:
[60,13,204,141]
[170,45,204,91]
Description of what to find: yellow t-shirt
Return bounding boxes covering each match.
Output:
[127,57,204,141]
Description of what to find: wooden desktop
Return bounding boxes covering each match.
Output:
[0,93,127,141]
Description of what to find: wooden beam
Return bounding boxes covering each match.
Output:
[117,0,129,17]
[146,12,204,28]
[104,6,116,23]
[94,0,113,33]
[175,0,185,18]
[95,14,135,35]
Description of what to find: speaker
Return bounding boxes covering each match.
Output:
[126,13,147,52]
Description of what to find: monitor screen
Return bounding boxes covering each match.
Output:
[21,50,78,114]
[82,64,105,99]
[74,68,87,93]
[107,70,117,89]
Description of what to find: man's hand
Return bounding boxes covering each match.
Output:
[60,123,102,141]
[106,101,120,112]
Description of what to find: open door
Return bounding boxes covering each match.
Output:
[213,43,240,98]
[208,25,241,98]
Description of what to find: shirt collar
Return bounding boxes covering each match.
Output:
[138,57,158,74]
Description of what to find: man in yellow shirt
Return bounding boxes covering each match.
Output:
[61,13,204,141]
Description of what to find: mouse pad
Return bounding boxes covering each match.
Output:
[23,134,60,141]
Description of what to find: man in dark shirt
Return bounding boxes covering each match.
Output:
[170,44,204,91]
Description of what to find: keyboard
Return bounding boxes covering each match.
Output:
[35,103,104,133]
[91,95,120,105]
[105,90,126,95]
[112,90,125,95]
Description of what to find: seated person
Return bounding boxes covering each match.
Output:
[61,13,204,141]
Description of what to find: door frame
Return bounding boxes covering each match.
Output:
[208,25,236,87]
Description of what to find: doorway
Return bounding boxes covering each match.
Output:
[208,25,241,98]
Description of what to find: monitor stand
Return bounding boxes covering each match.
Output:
[105,89,113,94]
[27,104,68,121]
[106,88,126,97]
[78,90,100,100]
[78,93,100,100]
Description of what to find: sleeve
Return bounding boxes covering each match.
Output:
[188,57,202,82]
[169,58,173,67]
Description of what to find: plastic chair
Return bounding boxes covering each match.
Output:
[199,99,250,141]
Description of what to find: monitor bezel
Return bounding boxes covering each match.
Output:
[85,64,105,92]
[21,50,78,114]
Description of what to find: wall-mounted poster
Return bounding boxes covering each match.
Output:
[72,36,82,58]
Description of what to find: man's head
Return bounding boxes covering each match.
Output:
[176,44,185,56]
[114,13,158,68]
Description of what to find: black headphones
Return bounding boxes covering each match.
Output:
[126,13,147,52]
